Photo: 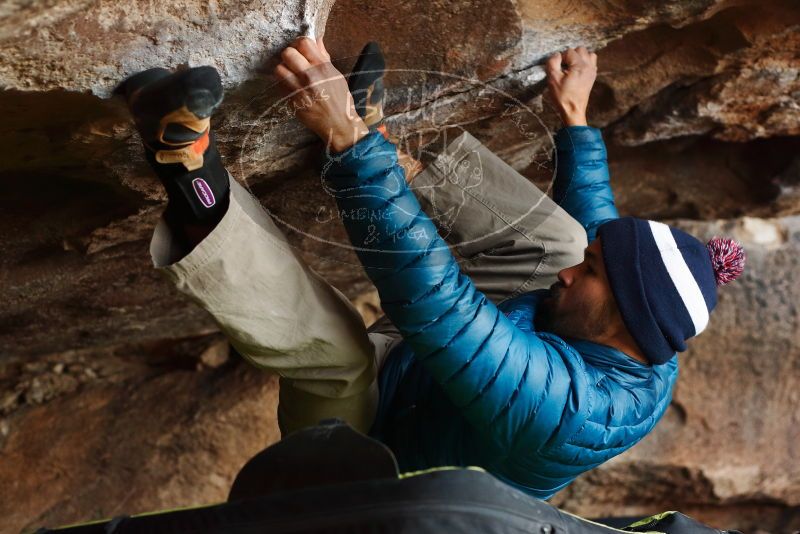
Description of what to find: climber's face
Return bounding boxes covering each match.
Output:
[537,238,622,344]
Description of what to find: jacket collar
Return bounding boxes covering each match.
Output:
[564,337,654,380]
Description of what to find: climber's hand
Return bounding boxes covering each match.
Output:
[274,36,369,152]
[545,47,597,127]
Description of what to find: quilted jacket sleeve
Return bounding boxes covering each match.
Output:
[552,126,619,241]
[324,132,591,453]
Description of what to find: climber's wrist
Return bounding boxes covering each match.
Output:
[326,117,370,152]
[558,102,588,127]
[562,111,588,127]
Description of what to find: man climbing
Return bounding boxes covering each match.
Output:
[117,36,745,499]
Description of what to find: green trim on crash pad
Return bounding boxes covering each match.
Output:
[625,510,677,529]
[399,465,486,479]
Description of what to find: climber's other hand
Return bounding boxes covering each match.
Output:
[274,36,369,152]
[545,47,597,127]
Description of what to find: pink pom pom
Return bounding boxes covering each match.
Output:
[706,236,746,286]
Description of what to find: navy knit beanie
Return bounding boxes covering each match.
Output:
[597,217,746,365]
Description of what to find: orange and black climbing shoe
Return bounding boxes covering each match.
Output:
[347,42,387,139]
[116,66,229,223]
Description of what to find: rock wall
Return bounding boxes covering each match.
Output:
[1,0,799,532]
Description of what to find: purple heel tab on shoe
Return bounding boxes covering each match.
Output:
[192,177,216,208]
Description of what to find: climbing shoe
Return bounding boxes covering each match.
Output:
[116,66,229,223]
[347,42,387,136]
[347,43,424,181]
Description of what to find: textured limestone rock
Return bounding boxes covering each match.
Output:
[601,2,800,145]
[605,136,800,221]
[0,334,281,533]
[0,0,336,96]
[2,0,800,531]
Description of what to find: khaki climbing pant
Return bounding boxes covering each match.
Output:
[149,131,588,436]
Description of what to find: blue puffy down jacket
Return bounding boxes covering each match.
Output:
[323,126,678,499]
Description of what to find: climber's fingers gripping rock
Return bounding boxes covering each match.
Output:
[545,46,598,127]
[275,36,369,152]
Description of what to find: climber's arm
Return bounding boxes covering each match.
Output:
[551,127,618,242]
[545,47,619,241]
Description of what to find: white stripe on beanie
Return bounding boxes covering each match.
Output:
[648,221,709,336]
